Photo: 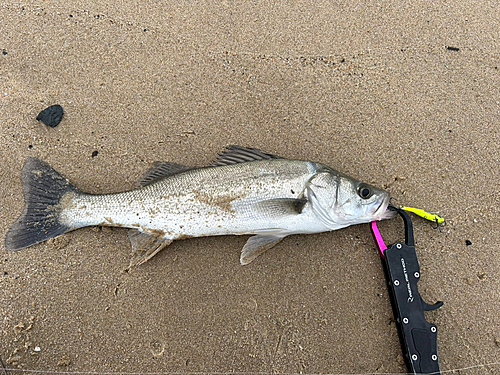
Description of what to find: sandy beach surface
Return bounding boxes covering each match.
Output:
[1,1,499,374]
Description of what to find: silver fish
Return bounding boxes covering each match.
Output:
[5,146,394,266]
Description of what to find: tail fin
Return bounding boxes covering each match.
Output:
[5,157,80,250]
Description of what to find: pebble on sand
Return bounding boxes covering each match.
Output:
[36,104,64,127]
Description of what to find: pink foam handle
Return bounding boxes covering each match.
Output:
[371,221,387,259]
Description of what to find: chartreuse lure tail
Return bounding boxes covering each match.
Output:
[401,206,445,225]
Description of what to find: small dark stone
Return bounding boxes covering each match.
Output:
[495,336,500,347]
[36,104,64,127]
[446,46,460,52]
[2,49,7,55]
[91,151,99,158]
[465,240,472,246]
[28,145,33,149]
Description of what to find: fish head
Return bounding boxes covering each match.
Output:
[307,169,395,229]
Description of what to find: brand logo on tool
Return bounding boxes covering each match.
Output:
[401,257,414,303]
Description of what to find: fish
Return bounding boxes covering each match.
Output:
[5,146,395,266]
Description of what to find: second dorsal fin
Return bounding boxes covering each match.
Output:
[138,162,193,187]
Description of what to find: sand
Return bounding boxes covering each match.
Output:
[1,1,499,374]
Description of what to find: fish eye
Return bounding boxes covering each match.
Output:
[357,184,372,199]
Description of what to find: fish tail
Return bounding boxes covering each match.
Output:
[5,157,80,250]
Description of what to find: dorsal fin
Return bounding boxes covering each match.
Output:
[138,162,192,187]
[210,145,282,167]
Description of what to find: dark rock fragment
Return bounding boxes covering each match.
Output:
[465,240,472,246]
[36,104,64,127]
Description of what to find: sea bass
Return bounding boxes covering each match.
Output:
[5,146,394,266]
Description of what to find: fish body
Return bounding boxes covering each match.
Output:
[5,146,394,266]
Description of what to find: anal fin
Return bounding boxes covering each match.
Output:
[240,235,285,265]
[127,229,172,268]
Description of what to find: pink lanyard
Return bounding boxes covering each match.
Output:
[370,221,387,258]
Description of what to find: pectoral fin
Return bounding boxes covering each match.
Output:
[251,198,307,217]
[128,229,172,268]
[240,235,285,265]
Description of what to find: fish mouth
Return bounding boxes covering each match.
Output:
[373,195,396,220]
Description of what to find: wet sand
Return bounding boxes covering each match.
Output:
[1,1,499,374]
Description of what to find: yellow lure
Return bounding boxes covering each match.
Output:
[401,206,445,225]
